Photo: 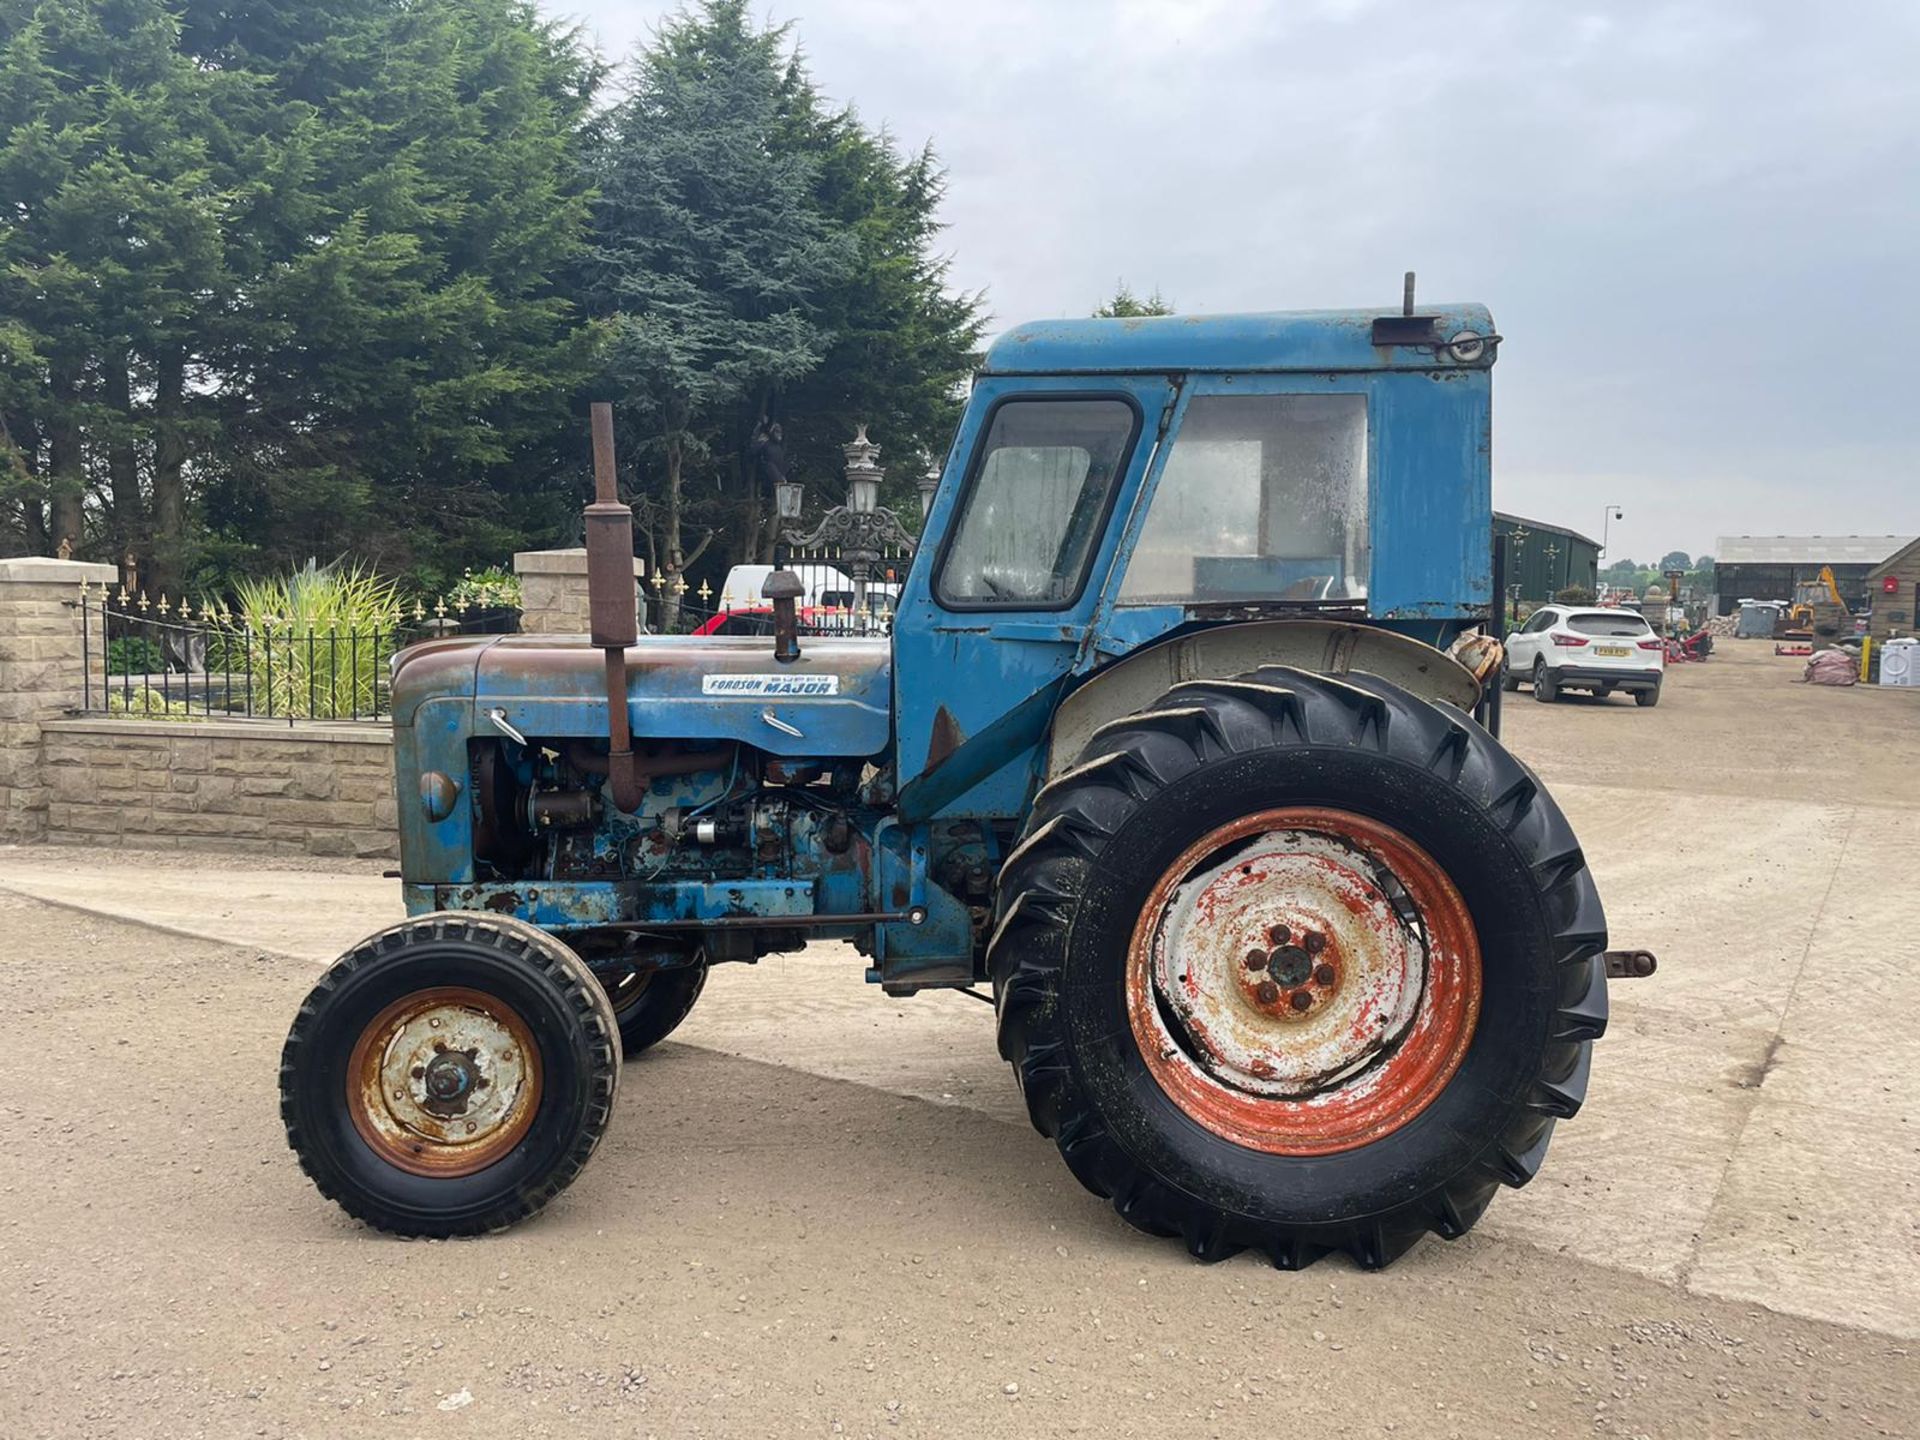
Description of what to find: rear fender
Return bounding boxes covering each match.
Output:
[1044,620,1482,780]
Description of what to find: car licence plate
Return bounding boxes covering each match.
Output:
[1595,645,1631,658]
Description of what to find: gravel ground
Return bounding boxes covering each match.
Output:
[2,885,1916,1438]
[4,640,1920,1436]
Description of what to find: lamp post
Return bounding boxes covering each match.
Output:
[917,461,940,522]
[845,425,881,516]
[780,422,917,631]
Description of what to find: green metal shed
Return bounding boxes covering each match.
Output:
[1494,512,1601,602]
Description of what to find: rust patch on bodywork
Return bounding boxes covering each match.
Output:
[925,704,966,772]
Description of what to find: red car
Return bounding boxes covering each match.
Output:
[690,605,886,637]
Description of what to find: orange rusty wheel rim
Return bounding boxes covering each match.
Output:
[1126,807,1481,1156]
[347,986,542,1178]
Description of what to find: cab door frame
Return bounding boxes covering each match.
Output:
[890,372,1180,821]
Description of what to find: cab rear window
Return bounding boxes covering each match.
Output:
[1566,612,1651,637]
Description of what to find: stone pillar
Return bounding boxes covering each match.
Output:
[0,557,120,840]
[513,548,646,636]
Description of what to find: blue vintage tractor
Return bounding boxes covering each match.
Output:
[282,293,1650,1267]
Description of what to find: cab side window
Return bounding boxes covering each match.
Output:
[1119,393,1369,604]
[936,398,1139,608]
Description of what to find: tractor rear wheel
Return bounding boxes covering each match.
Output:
[989,667,1608,1268]
[281,913,620,1236]
[604,962,708,1058]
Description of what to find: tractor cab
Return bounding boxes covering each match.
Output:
[893,303,1497,818]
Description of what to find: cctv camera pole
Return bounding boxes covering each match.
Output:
[1600,504,1623,562]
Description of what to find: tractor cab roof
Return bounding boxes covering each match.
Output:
[981,303,1496,376]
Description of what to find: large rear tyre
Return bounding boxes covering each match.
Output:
[989,667,1608,1268]
[281,913,621,1236]
[604,962,708,1058]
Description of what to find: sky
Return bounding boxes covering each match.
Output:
[548,0,1920,564]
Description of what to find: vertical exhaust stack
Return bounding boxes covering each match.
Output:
[586,403,645,813]
[763,567,804,664]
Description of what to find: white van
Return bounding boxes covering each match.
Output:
[719,563,899,614]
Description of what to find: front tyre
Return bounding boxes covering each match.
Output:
[281,913,621,1236]
[989,668,1608,1268]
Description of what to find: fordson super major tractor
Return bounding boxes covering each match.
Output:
[282,295,1652,1268]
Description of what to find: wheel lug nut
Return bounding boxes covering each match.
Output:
[1255,980,1280,1006]
[1315,964,1336,986]
[1244,949,1267,971]
[1289,990,1313,1012]
[1268,924,1291,945]
[1304,932,1326,955]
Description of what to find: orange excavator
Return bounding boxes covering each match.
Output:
[1783,565,1849,642]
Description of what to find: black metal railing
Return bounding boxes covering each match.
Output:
[76,589,503,724]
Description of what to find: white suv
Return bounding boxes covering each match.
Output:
[1503,605,1665,707]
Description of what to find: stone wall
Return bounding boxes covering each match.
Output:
[0,556,120,840]
[37,718,398,858]
[513,547,645,635]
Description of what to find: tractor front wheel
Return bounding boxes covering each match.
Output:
[989,667,1608,1268]
[280,913,620,1236]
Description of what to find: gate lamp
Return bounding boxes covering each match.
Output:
[774,478,805,521]
[918,464,940,521]
[844,423,882,514]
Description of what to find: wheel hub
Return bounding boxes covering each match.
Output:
[347,987,541,1176]
[1239,922,1344,1021]
[1128,807,1481,1155]
[421,1049,481,1113]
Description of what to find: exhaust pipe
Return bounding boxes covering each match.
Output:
[763,567,804,664]
[586,403,645,813]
